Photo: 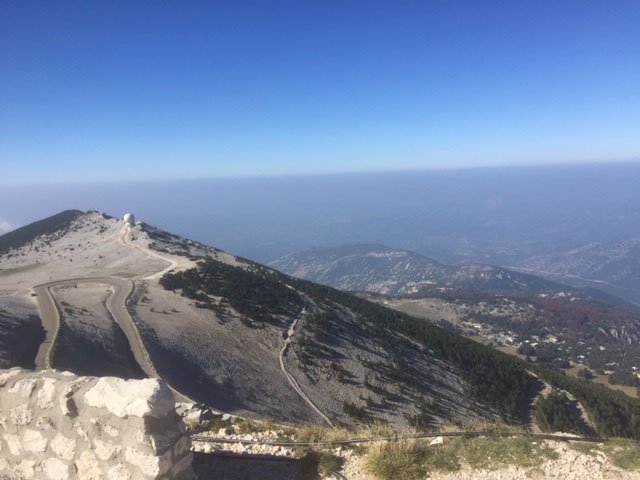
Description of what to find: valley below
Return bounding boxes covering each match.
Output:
[372,295,639,400]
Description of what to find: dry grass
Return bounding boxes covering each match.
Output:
[567,440,601,456]
[602,439,640,470]
[197,417,640,477]
[568,438,640,471]
[437,420,525,435]
[291,421,397,444]
[365,440,430,480]
[364,424,559,480]
[445,435,558,469]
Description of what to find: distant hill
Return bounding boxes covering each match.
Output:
[269,244,615,302]
[270,244,640,390]
[515,237,640,305]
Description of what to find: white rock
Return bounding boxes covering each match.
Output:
[23,428,48,452]
[0,368,22,387]
[59,378,88,416]
[43,457,71,480]
[51,432,77,460]
[196,442,214,454]
[37,377,57,408]
[4,433,22,456]
[429,436,444,446]
[107,464,132,480]
[125,446,172,477]
[10,404,33,425]
[14,459,36,479]
[8,378,38,398]
[85,377,174,418]
[94,438,122,461]
[76,451,103,480]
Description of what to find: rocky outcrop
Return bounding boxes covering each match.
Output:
[0,368,194,480]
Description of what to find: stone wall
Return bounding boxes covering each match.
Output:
[0,368,194,480]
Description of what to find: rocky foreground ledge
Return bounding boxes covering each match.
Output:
[0,368,194,480]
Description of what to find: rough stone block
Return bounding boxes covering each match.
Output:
[94,438,122,461]
[14,459,37,479]
[107,463,132,480]
[4,432,22,456]
[37,377,57,408]
[8,378,38,398]
[10,404,33,425]
[137,426,180,454]
[51,432,77,460]
[0,369,194,480]
[59,377,89,417]
[85,377,174,418]
[0,368,21,387]
[23,428,48,453]
[76,451,104,480]
[43,457,72,480]
[125,445,172,477]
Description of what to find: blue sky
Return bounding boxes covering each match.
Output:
[1,1,639,185]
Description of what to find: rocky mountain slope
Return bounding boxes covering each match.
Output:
[0,211,517,428]
[1,211,639,440]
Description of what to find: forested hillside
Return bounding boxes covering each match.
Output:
[160,258,640,438]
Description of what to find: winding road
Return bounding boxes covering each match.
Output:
[32,225,195,403]
[33,222,333,415]
[33,277,157,375]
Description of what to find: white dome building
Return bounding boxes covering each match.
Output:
[123,213,135,225]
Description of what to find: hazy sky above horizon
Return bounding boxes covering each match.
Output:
[1,1,639,185]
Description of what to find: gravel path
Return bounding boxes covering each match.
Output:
[279,295,334,427]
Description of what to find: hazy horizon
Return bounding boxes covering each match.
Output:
[3,163,640,266]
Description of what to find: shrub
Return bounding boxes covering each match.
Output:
[366,440,429,480]
[535,391,580,434]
